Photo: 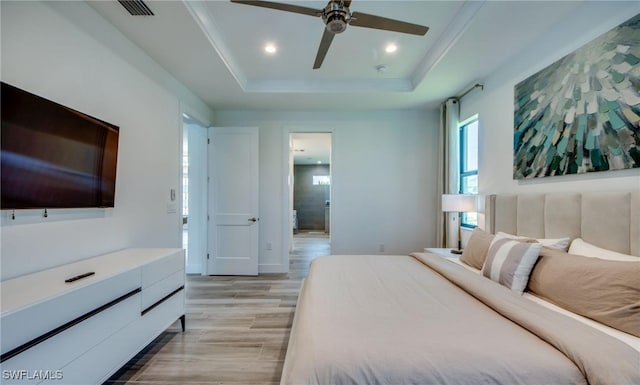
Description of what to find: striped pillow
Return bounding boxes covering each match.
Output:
[481,238,543,293]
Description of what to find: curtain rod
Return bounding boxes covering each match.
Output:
[458,83,484,99]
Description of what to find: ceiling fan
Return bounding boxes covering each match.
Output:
[230,0,429,69]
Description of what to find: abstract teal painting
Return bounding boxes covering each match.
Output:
[514,13,640,179]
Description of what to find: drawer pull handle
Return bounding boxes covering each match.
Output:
[65,271,95,283]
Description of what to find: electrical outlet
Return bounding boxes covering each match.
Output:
[266,242,273,251]
[379,243,385,252]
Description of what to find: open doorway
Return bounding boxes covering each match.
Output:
[290,133,332,258]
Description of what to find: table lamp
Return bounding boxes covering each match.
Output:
[442,194,478,254]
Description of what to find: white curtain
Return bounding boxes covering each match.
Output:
[436,98,460,248]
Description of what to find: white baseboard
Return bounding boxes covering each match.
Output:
[185,263,202,274]
[259,263,286,274]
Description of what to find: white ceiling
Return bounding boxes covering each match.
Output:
[87,0,583,111]
[292,133,331,164]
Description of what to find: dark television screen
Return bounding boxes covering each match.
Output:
[1,82,119,209]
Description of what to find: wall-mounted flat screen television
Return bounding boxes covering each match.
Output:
[1,82,119,209]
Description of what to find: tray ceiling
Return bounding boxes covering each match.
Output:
[88,0,583,110]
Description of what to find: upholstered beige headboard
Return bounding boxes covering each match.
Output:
[485,192,640,257]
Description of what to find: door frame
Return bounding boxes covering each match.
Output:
[180,111,211,276]
[281,127,334,271]
[183,121,208,275]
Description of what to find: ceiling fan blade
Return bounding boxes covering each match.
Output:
[230,0,322,17]
[313,29,335,69]
[350,12,428,35]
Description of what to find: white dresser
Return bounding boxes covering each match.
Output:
[0,248,185,385]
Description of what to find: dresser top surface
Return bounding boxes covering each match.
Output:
[1,248,183,315]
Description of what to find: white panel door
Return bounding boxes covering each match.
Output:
[208,127,259,275]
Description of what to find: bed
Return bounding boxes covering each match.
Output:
[281,192,640,385]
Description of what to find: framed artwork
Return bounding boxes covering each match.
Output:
[513,13,640,179]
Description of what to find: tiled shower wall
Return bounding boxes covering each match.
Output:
[294,164,330,231]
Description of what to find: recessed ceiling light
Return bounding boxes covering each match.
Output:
[317,161,322,164]
[385,43,397,53]
[264,43,277,54]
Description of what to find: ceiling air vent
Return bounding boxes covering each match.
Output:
[118,0,154,16]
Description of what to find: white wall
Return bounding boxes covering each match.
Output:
[1,1,214,280]
[460,1,640,197]
[214,110,439,273]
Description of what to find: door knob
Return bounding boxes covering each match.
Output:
[248,217,258,222]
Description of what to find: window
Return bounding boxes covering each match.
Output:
[460,117,478,227]
[313,175,331,185]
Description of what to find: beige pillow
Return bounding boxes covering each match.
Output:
[460,228,494,270]
[528,247,640,337]
[569,238,639,261]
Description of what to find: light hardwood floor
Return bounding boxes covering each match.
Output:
[105,232,330,385]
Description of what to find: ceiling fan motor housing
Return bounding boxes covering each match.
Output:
[322,1,350,34]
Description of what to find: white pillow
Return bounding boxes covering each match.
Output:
[481,237,543,293]
[568,238,639,262]
[496,232,570,251]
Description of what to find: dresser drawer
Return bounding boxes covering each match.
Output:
[0,292,140,385]
[1,269,140,355]
[47,291,184,385]
[141,250,184,289]
[141,269,184,311]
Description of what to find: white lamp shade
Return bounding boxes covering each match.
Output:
[442,194,477,213]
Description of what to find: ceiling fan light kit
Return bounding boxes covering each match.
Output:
[230,0,428,69]
[322,2,350,34]
[264,43,277,54]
